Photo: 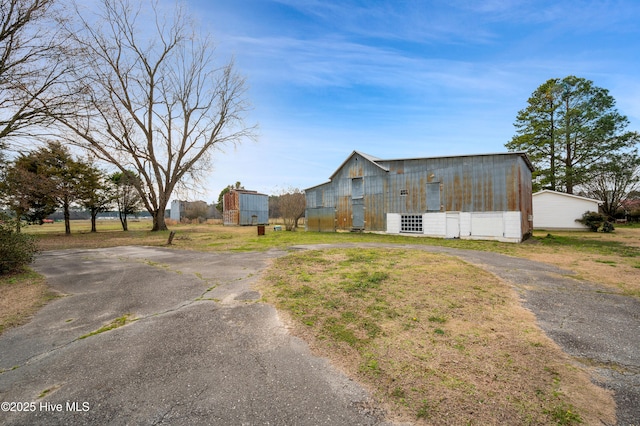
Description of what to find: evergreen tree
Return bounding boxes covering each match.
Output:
[507,76,639,194]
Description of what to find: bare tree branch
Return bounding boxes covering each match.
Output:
[49,0,256,230]
[0,0,71,148]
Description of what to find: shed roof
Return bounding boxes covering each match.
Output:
[533,190,603,205]
[229,189,268,197]
[377,151,535,172]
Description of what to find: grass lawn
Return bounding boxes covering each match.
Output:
[258,248,614,424]
[4,219,637,424]
[30,219,640,297]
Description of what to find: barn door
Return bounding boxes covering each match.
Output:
[446,213,460,238]
[352,178,364,229]
[352,200,364,229]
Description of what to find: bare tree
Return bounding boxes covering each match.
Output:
[278,188,306,231]
[581,150,640,218]
[0,0,69,149]
[183,200,208,223]
[51,0,255,231]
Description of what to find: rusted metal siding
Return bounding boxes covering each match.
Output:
[223,190,268,226]
[223,191,240,225]
[305,183,336,232]
[305,155,387,231]
[327,153,389,231]
[306,207,336,232]
[305,151,533,239]
[380,155,530,215]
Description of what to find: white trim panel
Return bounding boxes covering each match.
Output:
[386,211,523,243]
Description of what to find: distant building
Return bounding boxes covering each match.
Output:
[304,151,534,243]
[170,200,186,221]
[532,190,602,230]
[223,190,269,226]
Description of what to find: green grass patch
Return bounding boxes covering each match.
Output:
[428,315,447,323]
[77,314,135,340]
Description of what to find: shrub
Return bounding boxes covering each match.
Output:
[600,221,615,233]
[575,211,615,233]
[0,214,39,274]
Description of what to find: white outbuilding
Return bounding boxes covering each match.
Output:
[532,190,602,230]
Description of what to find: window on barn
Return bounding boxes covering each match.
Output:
[426,182,441,211]
[400,189,408,196]
[400,214,423,233]
[351,178,363,199]
[316,190,323,207]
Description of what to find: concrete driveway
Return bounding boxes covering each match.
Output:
[1,244,638,425]
[0,247,386,426]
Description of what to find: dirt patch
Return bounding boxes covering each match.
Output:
[0,269,58,336]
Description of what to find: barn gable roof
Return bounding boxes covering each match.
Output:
[328,150,389,180]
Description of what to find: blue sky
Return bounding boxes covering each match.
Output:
[182,0,640,201]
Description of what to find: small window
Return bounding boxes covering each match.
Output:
[400,189,408,196]
[352,178,363,199]
[400,214,423,233]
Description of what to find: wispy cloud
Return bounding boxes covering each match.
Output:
[181,0,640,199]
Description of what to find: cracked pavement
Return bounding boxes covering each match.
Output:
[0,246,386,425]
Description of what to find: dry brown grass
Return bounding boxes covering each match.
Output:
[0,269,59,335]
[510,227,640,297]
[258,248,615,425]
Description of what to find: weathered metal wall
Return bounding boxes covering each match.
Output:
[330,153,388,231]
[306,207,336,232]
[381,154,531,215]
[305,152,533,238]
[223,190,269,226]
[238,192,269,225]
[223,191,239,225]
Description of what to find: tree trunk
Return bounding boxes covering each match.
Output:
[564,97,573,194]
[14,208,23,233]
[64,200,71,235]
[151,209,168,231]
[118,210,128,231]
[90,210,97,232]
[565,154,574,194]
[550,113,556,191]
